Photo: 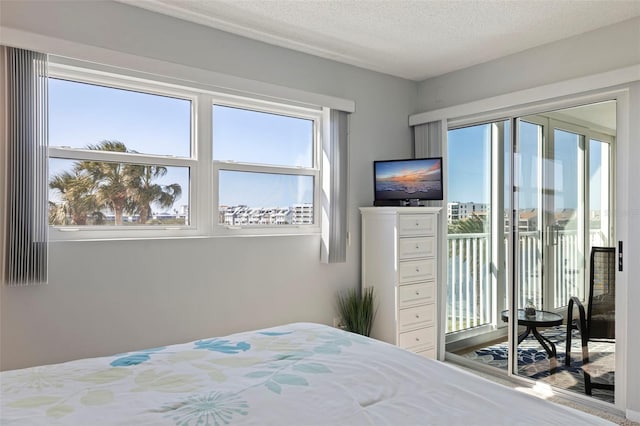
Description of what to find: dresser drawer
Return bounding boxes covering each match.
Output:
[399,326,435,351]
[398,236,435,259]
[398,304,435,332]
[399,259,435,283]
[398,214,435,236]
[398,282,435,307]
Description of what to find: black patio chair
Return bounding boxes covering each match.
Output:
[565,246,615,395]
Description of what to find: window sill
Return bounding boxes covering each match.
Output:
[49,226,320,242]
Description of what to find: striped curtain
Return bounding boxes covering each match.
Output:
[2,46,49,285]
[414,120,443,158]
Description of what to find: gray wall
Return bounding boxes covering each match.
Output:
[0,0,417,370]
[417,17,640,414]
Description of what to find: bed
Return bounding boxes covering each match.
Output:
[1,322,612,425]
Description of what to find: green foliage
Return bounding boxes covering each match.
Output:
[336,287,377,337]
[49,169,100,225]
[126,164,182,224]
[448,215,487,234]
[49,140,182,226]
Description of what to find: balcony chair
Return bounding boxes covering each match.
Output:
[565,246,615,395]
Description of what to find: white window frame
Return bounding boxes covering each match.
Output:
[211,96,322,236]
[47,63,324,240]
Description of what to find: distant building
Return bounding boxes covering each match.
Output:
[291,204,313,224]
[218,203,313,226]
[447,202,489,223]
[518,209,538,231]
[508,208,577,232]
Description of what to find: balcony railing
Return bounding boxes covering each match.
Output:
[447,229,605,334]
[448,232,491,333]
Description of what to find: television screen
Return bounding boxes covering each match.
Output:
[374,157,443,202]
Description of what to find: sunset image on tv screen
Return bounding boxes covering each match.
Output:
[375,158,443,200]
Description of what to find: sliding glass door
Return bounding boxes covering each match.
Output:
[446,101,615,403]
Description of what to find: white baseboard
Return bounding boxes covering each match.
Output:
[627,409,640,422]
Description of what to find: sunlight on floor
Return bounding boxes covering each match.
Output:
[516,382,555,400]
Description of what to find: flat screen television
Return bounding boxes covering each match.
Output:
[374,157,443,205]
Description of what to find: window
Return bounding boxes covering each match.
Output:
[47,65,324,239]
[48,75,195,237]
[212,104,320,231]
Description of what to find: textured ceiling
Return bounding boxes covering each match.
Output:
[117,0,640,81]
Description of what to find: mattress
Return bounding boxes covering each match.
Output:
[0,322,613,425]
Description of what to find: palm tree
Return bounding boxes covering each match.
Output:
[79,141,130,225]
[48,201,70,226]
[126,164,182,224]
[49,168,98,225]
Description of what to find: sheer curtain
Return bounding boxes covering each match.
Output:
[2,46,49,285]
[321,109,349,264]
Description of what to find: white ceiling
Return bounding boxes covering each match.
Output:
[116,0,640,81]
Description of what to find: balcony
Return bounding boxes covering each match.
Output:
[447,230,614,403]
[447,229,606,335]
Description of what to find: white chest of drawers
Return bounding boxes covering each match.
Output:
[360,207,441,359]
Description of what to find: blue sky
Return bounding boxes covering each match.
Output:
[49,79,191,157]
[447,124,493,204]
[213,105,312,168]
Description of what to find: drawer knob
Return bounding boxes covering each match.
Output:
[415,222,419,227]
[415,244,420,249]
[415,291,420,295]
[415,267,420,272]
[415,337,420,342]
[415,314,420,319]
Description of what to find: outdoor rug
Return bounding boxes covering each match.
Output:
[461,326,615,403]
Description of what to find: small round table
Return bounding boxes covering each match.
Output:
[501,309,563,374]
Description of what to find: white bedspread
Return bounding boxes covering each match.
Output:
[0,322,613,425]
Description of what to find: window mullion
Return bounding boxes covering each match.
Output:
[214,161,317,177]
[49,147,195,167]
[49,64,201,105]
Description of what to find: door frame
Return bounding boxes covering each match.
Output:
[434,87,629,412]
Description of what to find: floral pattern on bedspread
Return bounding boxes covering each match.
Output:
[2,323,615,425]
[0,323,371,425]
